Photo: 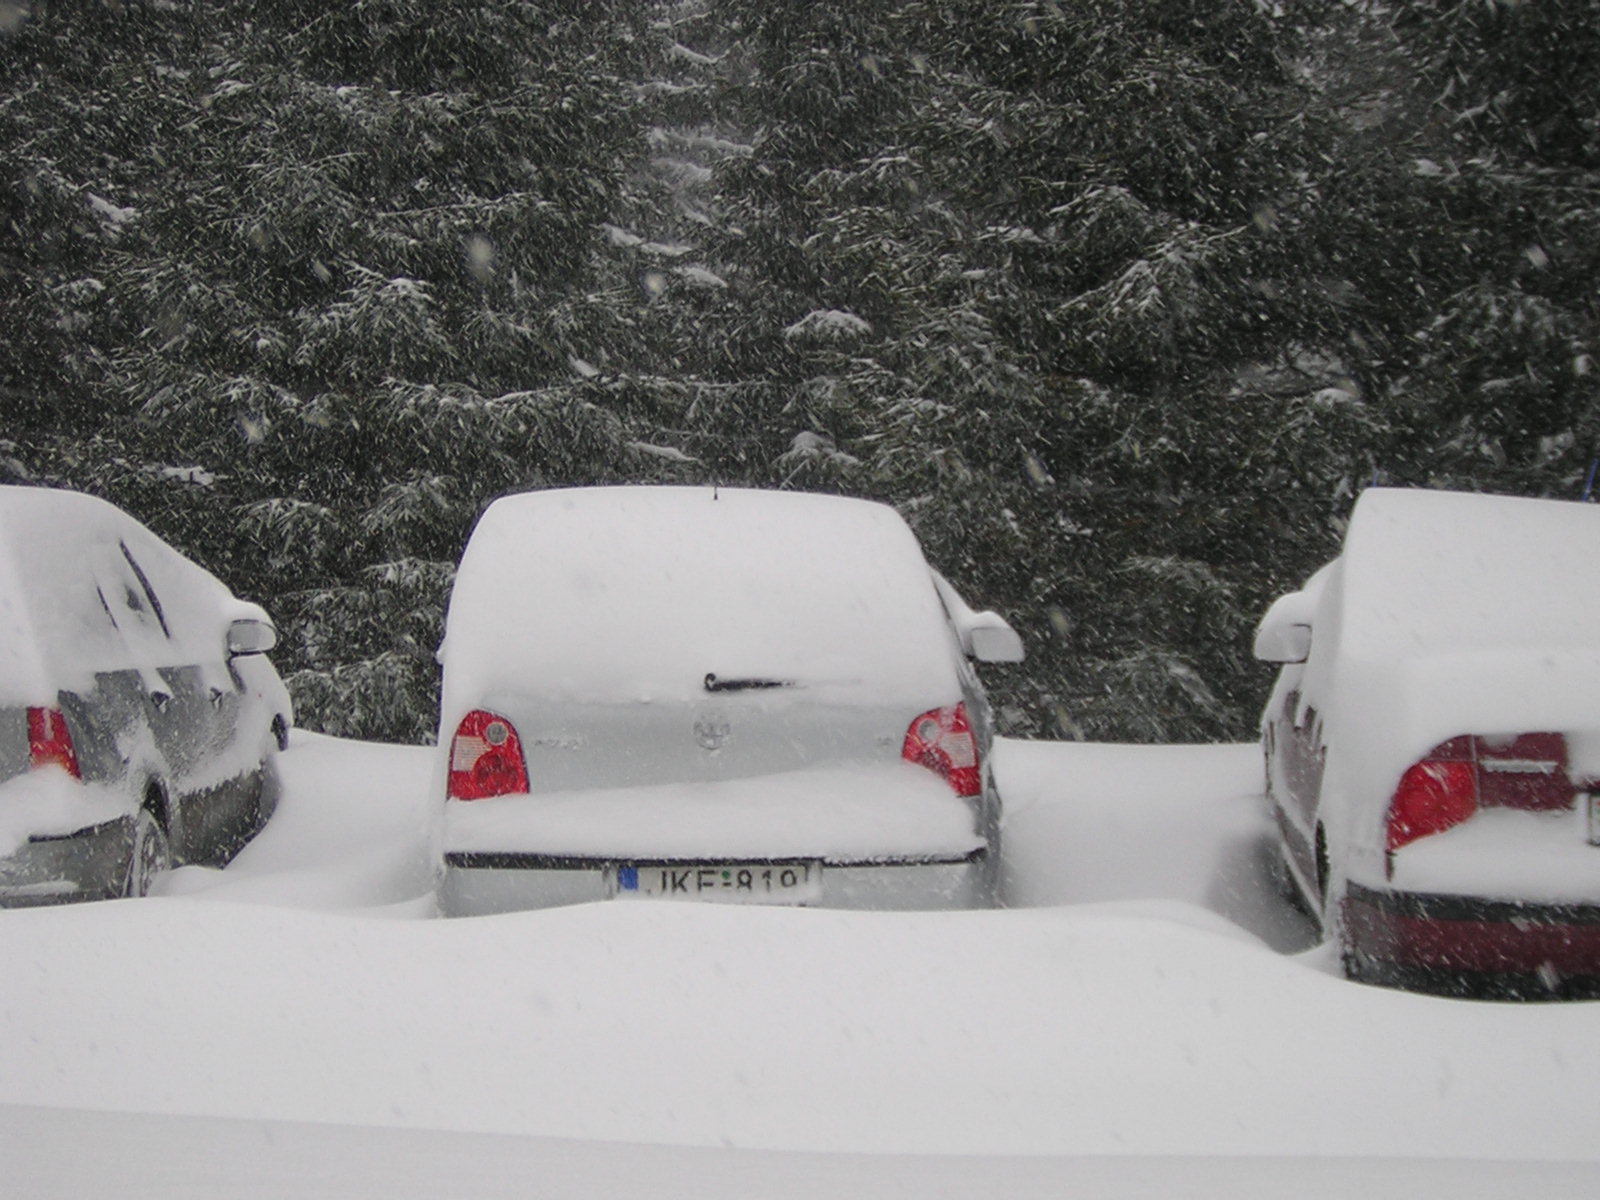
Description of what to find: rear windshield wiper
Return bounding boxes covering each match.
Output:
[703,673,795,693]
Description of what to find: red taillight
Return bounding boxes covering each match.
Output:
[1386,732,1574,854]
[27,707,81,779]
[1387,759,1476,852]
[903,702,981,797]
[446,710,528,800]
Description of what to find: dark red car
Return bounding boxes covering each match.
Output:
[1255,487,1600,998]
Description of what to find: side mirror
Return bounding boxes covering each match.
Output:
[1253,620,1311,664]
[968,612,1025,663]
[1253,590,1316,664]
[227,617,278,656]
[930,571,1025,663]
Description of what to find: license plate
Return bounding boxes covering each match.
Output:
[610,862,822,904]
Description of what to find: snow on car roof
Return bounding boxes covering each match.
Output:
[441,486,963,707]
[0,485,238,704]
[0,487,132,703]
[1338,487,1600,660]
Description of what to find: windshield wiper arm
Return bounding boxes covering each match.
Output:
[703,673,794,693]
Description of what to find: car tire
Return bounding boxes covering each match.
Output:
[124,808,172,898]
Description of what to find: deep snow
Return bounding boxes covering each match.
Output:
[442,762,982,859]
[3,731,1599,1196]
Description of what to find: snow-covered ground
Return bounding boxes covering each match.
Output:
[4,732,1600,1197]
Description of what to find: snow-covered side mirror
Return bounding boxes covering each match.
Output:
[227,617,277,656]
[931,571,1025,663]
[1254,621,1311,664]
[1253,591,1314,664]
[968,613,1025,663]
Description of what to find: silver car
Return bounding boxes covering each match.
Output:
[0,486,292,905]
[435,486,1023,915]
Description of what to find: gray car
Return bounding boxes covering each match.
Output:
[0,486,292,906]
[435,485,1023,916]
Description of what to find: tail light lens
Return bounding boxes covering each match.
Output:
[1387,732,1573,854]
[446,710,528,800]
[903,702,981,797]
[1387,759,1477,852]
[28,707,81,779]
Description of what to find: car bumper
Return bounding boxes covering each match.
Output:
[0,818,132,908]
[438,849,997,916]
[1343,881,1600,998]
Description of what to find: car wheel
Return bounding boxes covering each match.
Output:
[124,809,172,898]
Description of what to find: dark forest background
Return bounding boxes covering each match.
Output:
[4,0,1598,743]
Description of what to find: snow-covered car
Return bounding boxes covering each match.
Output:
[434,485,1023,915]
[0,486,292,906]
[1255,487,1600,996]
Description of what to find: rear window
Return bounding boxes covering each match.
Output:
[0,488,240,702]
[443,487,962,706]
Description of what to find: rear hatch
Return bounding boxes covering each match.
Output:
[480,692,935,792]
[439,488,977,857]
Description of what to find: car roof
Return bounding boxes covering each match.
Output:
[0,487,130,701]
[1337,487,1600,661]
[0,485,235,703]
[442,486,963,707]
